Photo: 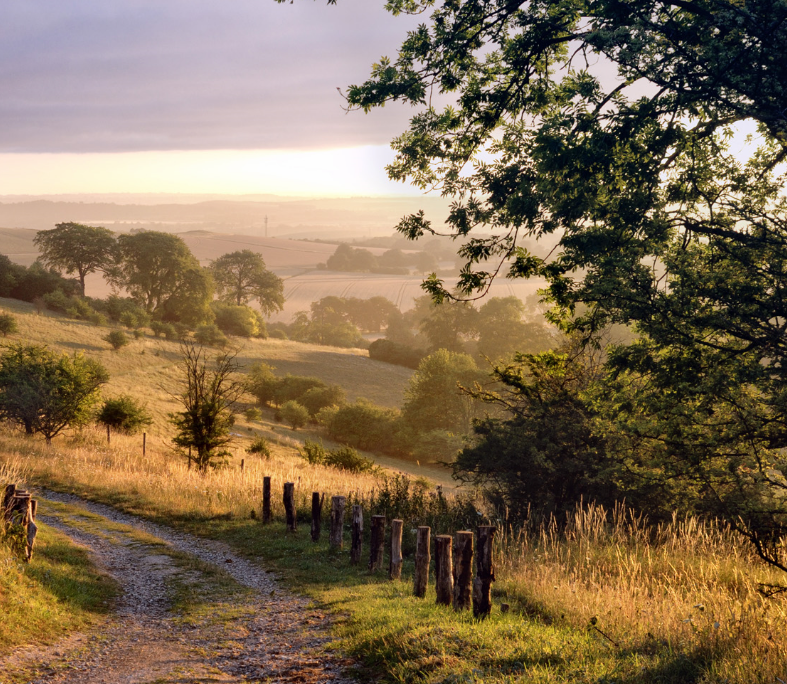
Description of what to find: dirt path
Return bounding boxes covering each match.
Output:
[1,491,357,684]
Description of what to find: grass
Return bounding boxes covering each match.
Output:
[2,430,787,682]
[0,460,117,655]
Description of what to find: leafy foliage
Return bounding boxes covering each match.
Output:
[97,395,152,435]
[211,302,266,338]
[0,313,17,337]
[0,344,108,443]
[210,249,284,316]
[246,436,271,458]
[279,400,309,430]
[103,330,130,351]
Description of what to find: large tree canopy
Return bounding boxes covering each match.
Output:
[346,0,787,568]
[34,222,116,295]
[210,250,284,316]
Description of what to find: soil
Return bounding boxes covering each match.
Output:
[0,491,359,684]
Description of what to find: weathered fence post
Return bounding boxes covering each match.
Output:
[453,530,474,611]
[435,535,454,606]
[389,518,403,580]
[369,515,386,572]
[2,483,16,519]
[329,496,346,549]
[414,526,431,598]
[350,504,363,563]
[262,476,272,524]
[311,492,325,542]
[472,525,497,618]
[106,424,111,444]
[143,432,147,456]
[283,482,297,532]
[240,458,245,473]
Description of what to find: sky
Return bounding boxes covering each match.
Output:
[0,0,423,196]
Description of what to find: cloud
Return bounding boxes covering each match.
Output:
[0,0,419,153]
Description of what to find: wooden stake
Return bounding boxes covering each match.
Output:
[453,531,474,611]
[472,525,497,618]
[329,496,346,549]
[2,483,16,521]
[143,432,146,456]
[262,476,271,524]
[414,526,431,598]
[283,482,297,532]
[369,515,386,572]
[106,424,111,444]
[435,535,454,606]
[389,519,403,580]
[30,499,38,522]
[350,504,363,562]
[311,492,324,542]
[240,458,245,473]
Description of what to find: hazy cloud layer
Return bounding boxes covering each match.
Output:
[0,1,420,153]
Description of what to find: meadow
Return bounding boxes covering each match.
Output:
[1,428,785,683]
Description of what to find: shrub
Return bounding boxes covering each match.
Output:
[103,295,150,327]
[412,429,464,464]
[244,407,262,422]
[300,439,327,465]
[246,362,280,406]
[368,338,425,369]
[97,395,152,434]
[87,312,108,326]
[299,384,345,417]
[151,321,178,340]
[274,375,327,405]
[211,302,266,338]
[280,400,309,429]
[103,330,130,351]
[324,446,376,473]
[0,313,17,337]
[194,324,228,347]
[119,311,140,329]
[269,328,288,340]
[246,436,271,458]
[322,399,402,453]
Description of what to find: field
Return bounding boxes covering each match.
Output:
[0,226,547,322]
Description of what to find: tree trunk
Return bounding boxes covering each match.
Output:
[472,525,497,618]
[262,476,271,524]
[453,531,473,611]
[389,519,403,580]
[414,526,431,598]
[435,535,453,606]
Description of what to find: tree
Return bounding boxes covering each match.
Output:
[477,297,554,361]
[0,344,108,443]
[170,343,244,472]
[109,232,212,323]
[401,349,485,435]
[34,222,116,295]
[210,250,284,316]
[348,0,787,570]
[0,313,18,337]
[280,400,309,430]
[97,395,152,435]
[211,302,266,338]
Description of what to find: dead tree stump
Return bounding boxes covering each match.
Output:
[350,504,363,563]
[262,476,271,524]
[311,492,325,542]
[389,519,403,580]
[369,515,386,572]
[435,535,454,606]
[329,496,346,549]
[453,530,474,611]
[472,525,497,618]
[414,526,431,598]
[283,482,297,532]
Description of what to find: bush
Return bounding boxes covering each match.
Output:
[324,446,376,473]
[274,375,327,405]
[103,296,150,327]
[246,436,271,458]
[0,313,17,337]
[269,328,288,340]
[211,302,266,338]
[119,311,140,329]
[300,439,327,465]
[151,321,178,340]
[299,384,345,417]
[87,312,108,327]
[194,324,228,347]
[368,338,425,369]
[246,362,280,406]
[280,400,309,429]
[103,330,130,351]
[322,399,403,453]
[244,407,262,422]
[97,395,152,434]
[412,429,464,464]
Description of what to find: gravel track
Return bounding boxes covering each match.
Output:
[4,490,358,684]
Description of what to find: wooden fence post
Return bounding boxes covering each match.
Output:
[262,476,272,524]
[472,525,497,618]
[283,482,297,532]
[240,458,245,473]
[329,496,346,549]
[3,483,16,520]
[414,526,431,598]
[435,535,454,606]
[389,519,403,580]
[106,424,111,444]
[453,530,473,611]
[369,515,386,572]
[143,432,146,456]
[350,504,363,563]
[311,492,325,542]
